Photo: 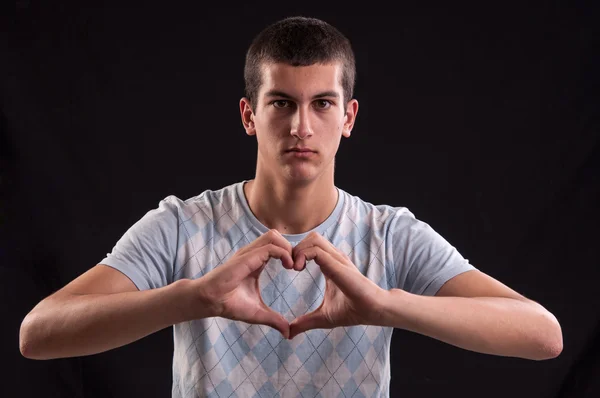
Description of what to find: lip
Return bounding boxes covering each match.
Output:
[287,147,316,153]
[286,150,317,158]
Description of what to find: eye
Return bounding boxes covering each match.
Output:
[314,99,332,109]
[272,100,290,108]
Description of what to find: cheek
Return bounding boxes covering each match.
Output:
[255,119,284,149]
[331,111,344,131]
[259,114,287,134]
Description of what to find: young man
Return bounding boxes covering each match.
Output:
[20,16,562,397]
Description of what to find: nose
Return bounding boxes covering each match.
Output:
[290,106,313,140]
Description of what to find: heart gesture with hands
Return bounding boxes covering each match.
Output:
[196,229,388,339]
[289,231,388,339]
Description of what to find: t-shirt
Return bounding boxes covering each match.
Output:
[100,180,476,398]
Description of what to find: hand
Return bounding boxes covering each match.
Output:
[196,229,295,338]
[288,231,388,339]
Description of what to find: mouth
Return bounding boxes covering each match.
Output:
[285,147,317,153]
[285,149,317,158]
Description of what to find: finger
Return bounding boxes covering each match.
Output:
[292,232,323,271]
[289,311,329,339]
[253,306,291,339]
[297,246,337,275]
[292,231,319,260]
[234,229,293,260]
[293,232,348,270]
[261,229,294,255]
[252,243,294,272]
[293,251,308,271]
[263,229,293,256]
[298,246,364,294]
[294,246,348,271]
[224,244,293,282]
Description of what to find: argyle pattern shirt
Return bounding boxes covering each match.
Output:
[101,180,476,397]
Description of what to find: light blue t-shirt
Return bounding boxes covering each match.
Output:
[100,180,476,398]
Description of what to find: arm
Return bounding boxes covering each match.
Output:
[19,196,203,360]
[379,269,563,360]
[289,231,562,360]
[20,229,295,360]
[19,264,201,360]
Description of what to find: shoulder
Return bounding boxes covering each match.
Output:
[162,180,242,221]
[339,188,417,229]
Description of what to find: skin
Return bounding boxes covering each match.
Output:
[240,62,358,235]
[19,60,562,362]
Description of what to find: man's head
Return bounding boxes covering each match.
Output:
[244,16,356,112]
[240,16,359,185]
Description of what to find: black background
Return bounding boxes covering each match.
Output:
[2,2,599,397]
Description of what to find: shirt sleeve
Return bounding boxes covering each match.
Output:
[390,209,477,296]
[99,196,180,291]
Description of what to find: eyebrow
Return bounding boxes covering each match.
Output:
[264,90,340,100]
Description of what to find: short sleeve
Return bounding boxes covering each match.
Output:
[99,196,180,291]
[390,209,477,296]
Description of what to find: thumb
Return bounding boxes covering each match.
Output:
[289,310,329,339]
[253,307,290,339]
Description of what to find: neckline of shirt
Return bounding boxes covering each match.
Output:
[235,180,346,242]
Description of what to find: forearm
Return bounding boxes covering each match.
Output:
[20,279,201,360]
[380,289,562,360]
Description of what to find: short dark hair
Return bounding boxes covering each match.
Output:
[244,16,356,112]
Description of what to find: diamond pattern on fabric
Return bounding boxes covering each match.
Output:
[99,181,476,397]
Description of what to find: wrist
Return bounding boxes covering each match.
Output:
[378,288,410,328]
[168,278,217,322]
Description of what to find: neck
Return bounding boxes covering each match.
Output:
[243,170,338,235]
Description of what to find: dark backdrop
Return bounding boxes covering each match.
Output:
[2,2,599,397]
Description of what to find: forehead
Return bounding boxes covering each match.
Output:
[259,62,343,98]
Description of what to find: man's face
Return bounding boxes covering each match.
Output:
[241,62,358,183]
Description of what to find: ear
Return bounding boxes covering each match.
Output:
[240,97,256,136]
[342,99,359,138]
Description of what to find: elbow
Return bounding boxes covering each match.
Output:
[542,329,563,360]
[19,317,33,358]
[547,340,563,359]
[536,337,562,361]
[535,313,563,360]
[19,313,44,360]
[19,340,35,360]
[19,315,36,359]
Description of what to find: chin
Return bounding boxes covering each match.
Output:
[288,169,332,188]
[281,167,317,183]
